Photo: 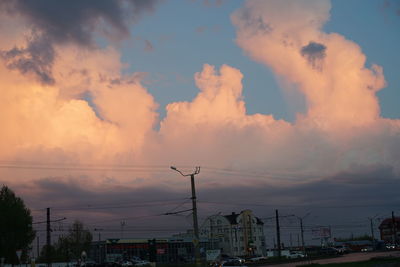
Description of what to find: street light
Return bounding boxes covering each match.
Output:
[170,166,201,266]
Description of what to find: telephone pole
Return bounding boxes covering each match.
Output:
[94,228,104,264]
[392,211,397,245]
[171,166,201,266]
[368,214,378,250]
[46,208,51,267]
[297,213,310,256]
[275,209,281,257]
[32,210,65,267]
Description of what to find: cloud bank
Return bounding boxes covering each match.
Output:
[0,0,399,229]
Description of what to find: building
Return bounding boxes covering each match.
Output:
[199,209,266,257]
[89,237,211,264]
[379,217,400,244]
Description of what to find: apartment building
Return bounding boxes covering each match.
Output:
[200,209,266,257]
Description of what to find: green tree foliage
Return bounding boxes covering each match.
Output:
[38,220,93,262]
[61,220,93,260]
[0,185,35,264]
[335,234,373,242]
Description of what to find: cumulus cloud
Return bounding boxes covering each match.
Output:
[0,0,160,83]
[232,0,392,132]
[0,0,399,236]
[1,34,55,84]
[0,0,159,45]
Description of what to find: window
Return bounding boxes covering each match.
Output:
[224,237,229,243]
[254,236,257,241]
[217,220,221,224]
[240,237,243,241]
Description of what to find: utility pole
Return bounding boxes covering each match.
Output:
[275,209,281,257]
[370,219,375,247]
[171,166,201,266]
[46,208,51,267]
[296,212,310,256]
[297,234,300,247]
[392,211,396,245]
[300,218,305,251]
[368,215,379,250]
[94,228,104,264]
[32,211,65,267]
[120,221,125,239]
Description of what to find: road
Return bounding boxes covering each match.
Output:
[261,251,400,267]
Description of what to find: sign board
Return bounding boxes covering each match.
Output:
[206,249,220,261]
[312,227,331,238]
[156,249,165,255]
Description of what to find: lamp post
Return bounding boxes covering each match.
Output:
[171,166,201,266]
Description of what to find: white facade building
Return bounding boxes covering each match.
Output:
[200,210,266,257]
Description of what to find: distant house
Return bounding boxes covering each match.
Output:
[379,217,400,244]
[199,209,266,257]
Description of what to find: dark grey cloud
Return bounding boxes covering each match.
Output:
[2,163,399,248]
[1,35,55,84]
[0,0,160,84]
[1,0,159,46]
[301,41,326,70]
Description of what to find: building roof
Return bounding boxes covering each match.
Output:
[379,217,400,229]
[223,211,264,225]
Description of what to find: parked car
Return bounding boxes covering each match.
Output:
[361,246,373,252]
[134,260,151,266]
[335,245,351,254]
[221,260,248,267]
[286,251,306,259]
[227,257,245,263]
[319,247,339,255]
[386,243,396,250]
[248,256,267,262]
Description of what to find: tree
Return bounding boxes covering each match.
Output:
[42,221,93,262]
[0,185,36,264]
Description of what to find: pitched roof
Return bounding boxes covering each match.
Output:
[379,217,400,229]
[222,211,264,225]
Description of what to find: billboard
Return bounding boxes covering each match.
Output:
[312,227,331,238]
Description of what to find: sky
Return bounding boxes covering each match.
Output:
[0,0,399,253]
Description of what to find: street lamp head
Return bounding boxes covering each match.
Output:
[170,166,177,170]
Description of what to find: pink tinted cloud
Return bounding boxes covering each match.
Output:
[0,0,399,199]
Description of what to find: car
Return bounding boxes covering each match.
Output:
[248,256,267,262]
[335,245,351,254]
[134,260,151,266]
[227,257,245,263]
[319,247,339,255]
[386,243,396,250]
[286,251,306,259]
[131,256,142,262]
[220,260,248,267]
[361,246,373,252]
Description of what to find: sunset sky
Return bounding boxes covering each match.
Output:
[0,0,399,250]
